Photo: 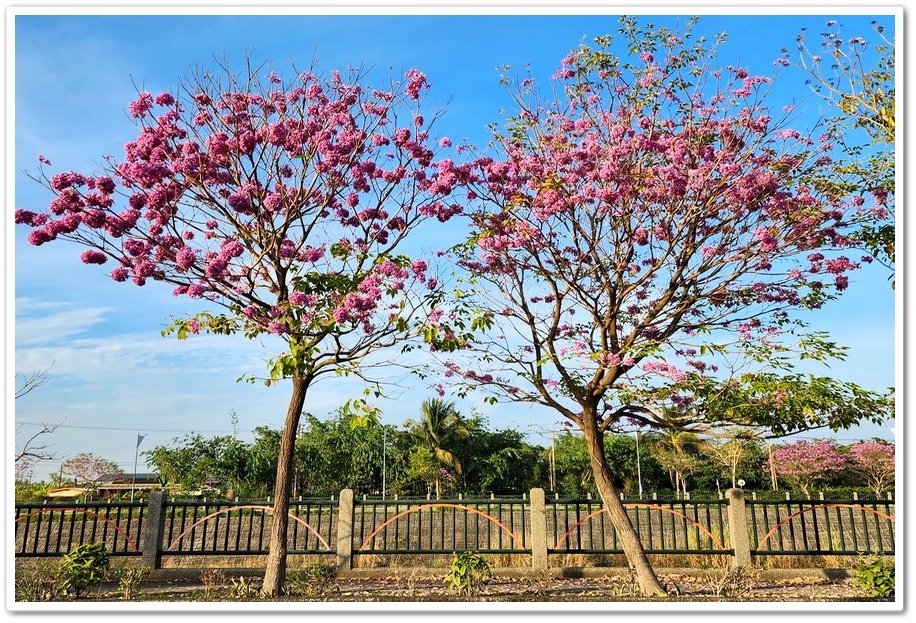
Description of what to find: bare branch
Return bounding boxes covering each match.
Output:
[15,419,65,464]
[14,361,54,399]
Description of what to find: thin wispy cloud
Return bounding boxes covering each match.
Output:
[14,301,113,346]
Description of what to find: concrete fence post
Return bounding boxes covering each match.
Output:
[529,488,548,571]
[725,488,752,568]
[140,490,167,570]
[336,489,355,571]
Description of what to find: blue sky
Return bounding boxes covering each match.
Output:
[7,3,901,483]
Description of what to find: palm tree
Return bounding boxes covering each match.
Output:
[403,399,469,497]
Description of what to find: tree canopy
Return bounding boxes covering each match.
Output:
[17,56,470,596]
[428,16,891,596]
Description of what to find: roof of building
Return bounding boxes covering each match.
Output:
[97,473,160,484]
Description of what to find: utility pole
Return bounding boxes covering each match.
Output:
[549,430,556,492]
[130,433,146,503]
[635,430,644,499]
[535,424,565,494]
[766,440,778,491]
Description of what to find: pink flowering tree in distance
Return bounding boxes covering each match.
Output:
[848,440,895,496]
[431,17,892,596]
[765,439,847,496]
[60,452,124,493]
[17,58,471,595]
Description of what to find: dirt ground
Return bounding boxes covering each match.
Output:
[77,570,892,605]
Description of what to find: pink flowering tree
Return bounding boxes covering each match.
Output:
[60,452,123,490]
[432,17,890,596]
[847,440,895,496]
[16,58,469,595]
[765,439,847,496]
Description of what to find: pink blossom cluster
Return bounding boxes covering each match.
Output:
[641,361,688,382]
[846,441,895,494]
[769,439,846,473]
[437,467,456,483]
[19,63,469,338]
[464,53,860,353]
[848,440,894,467]
[765,439,847,487]
[443,29,869,420]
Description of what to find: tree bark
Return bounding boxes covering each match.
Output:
[261,375,309,596]
[581,420,667,597]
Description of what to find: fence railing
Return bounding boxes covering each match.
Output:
[15,502,148,558]
[747,498,896,556]
[161,500,338,556]
[14,489,895,571]
[352,497,530,555]
[549,498,730,555]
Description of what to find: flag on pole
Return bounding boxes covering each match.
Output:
[137,433,146,447]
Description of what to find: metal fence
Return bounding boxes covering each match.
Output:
[549,498,730,555]
[162,500,337,556]
[747,498,896,557]
[13,490,895,568]
[353,497,530,555]
[14,502,148,558]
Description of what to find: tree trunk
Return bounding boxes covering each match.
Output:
[261,375,309,596]
[581,421,667,597]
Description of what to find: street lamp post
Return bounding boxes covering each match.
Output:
[130,433,146,503]
[634,430,644,499]
[382,428,387,499]
[549,431,557,493]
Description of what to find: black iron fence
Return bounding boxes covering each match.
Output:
[550,498,730,556]
[14,489,895,570]
[15,502,148,558]
[747,498,895,557]
[353,497,530,555]
[161,499,338,556]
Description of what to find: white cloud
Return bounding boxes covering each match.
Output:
[14,299,114,346]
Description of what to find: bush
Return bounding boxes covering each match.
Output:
[58,542,111,598]
[444,551,492,596]
[116,565,150,600]
[703,564,759,599]
[287,561,339,597]
[230,575,260,599]
[15,561,64,602]
[853,554,895,598]
[200,569,229,598]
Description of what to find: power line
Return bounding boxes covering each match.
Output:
[15,421,234,434]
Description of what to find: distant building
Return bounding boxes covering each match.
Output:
[95,472,163,499]
[43,487,89,502]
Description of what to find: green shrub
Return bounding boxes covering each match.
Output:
[287,561,338,597]
[15,561,64,602]
[58,543,111,598]
[853,554,895,598]
[444,551,492,596]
